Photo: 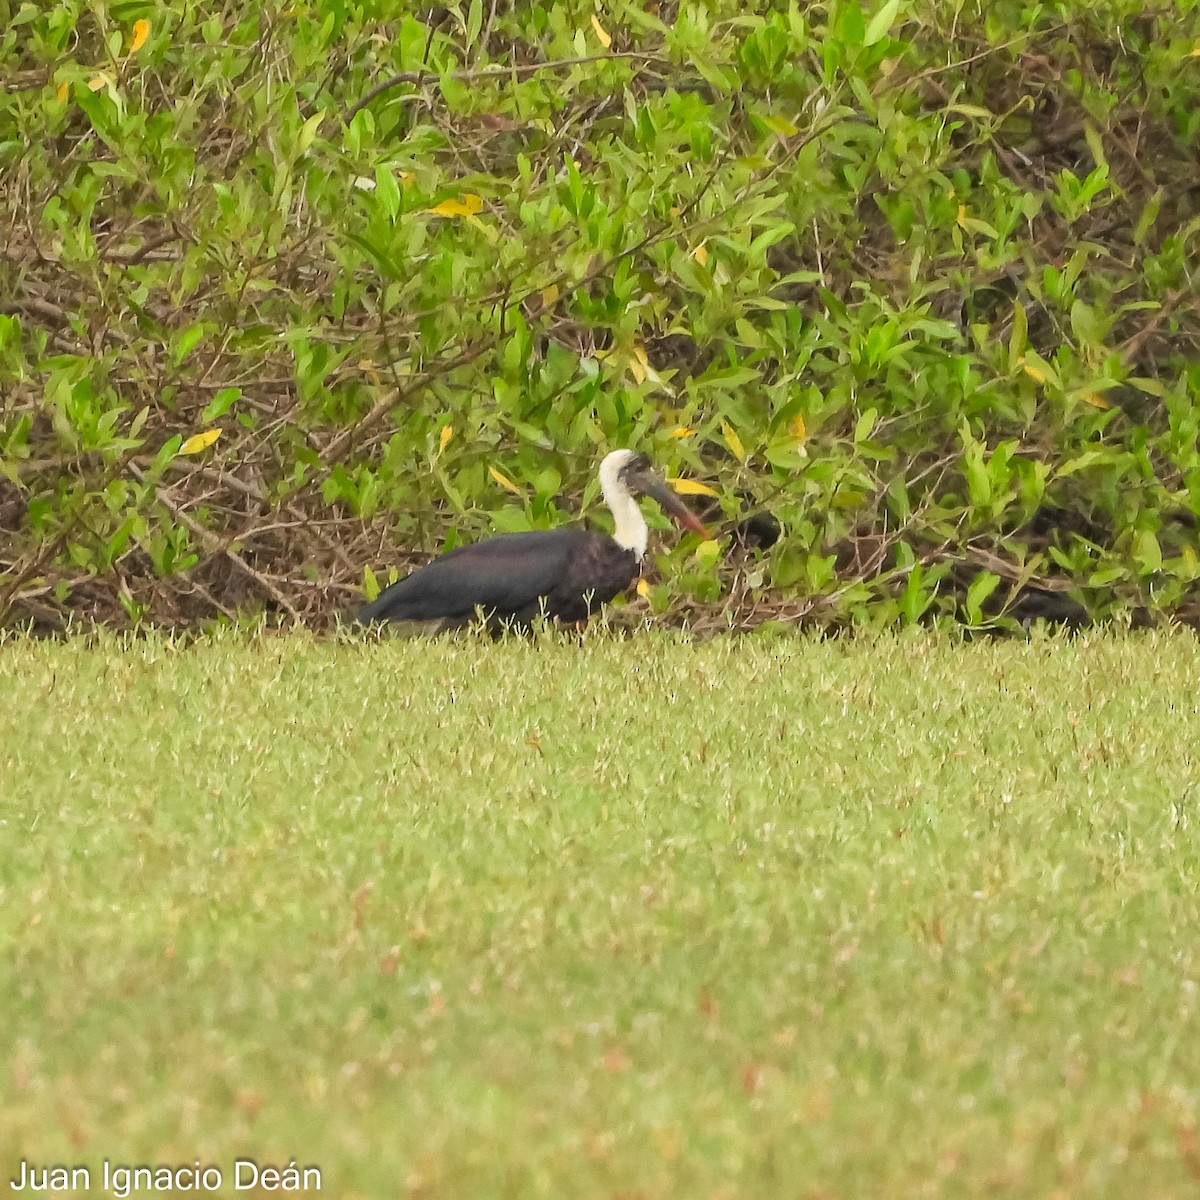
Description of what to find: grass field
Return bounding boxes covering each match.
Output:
[3,630,1200,1198]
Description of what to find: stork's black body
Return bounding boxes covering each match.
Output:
[355,449,707,632]
[358,529,637,629]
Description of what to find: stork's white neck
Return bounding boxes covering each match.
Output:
[599,451,647,559]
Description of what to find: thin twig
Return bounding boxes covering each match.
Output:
[346,52,669,121]
[131,467,301,621]
[1119,287,1189,360]
[905,23,1070,84]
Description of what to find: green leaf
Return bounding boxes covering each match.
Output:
[1130,376,1167,397]
[345,232,402,281]
[465,0,483,44]
[1133,189,1162,245]
[1055,450,1109,478]
[771,546,806,588]
[202,388,241,423]
[173,323,206,365]
[1133,529,1162,573]
[899,563,931,624]
[1069,300,1102,349]
[864,0,902,46]
[1008,300,1027,372]
[839,1,865,48]
[965,571,1001,623]
[748,221,796,262]
[151,435,183,475]
[374,165,402,221]
[854,407,878,443]
[1082,122,1108,172]
[965,449,991,507]
[945,104,995,120]
[297,110,325,155]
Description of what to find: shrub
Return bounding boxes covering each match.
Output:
[2,0,1198,630]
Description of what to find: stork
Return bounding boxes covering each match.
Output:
[355,449,707,630]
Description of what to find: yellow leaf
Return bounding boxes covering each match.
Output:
[628,344,650,386]
[541,283,559,307]
[464,213,498,243]
[789,413,807,443]
[88,74,108,91]
[129,18,150,53]
[56,82,68,103]
[1081,392,1109,409]
[722,420,746,462]
[591,14,612,48]
[488,465,523,495]
[692,243,709,266]
[1017,354,1061,389]
[635,579,651,598]
[1190,46,1200,57]
[439,425,454,450]
[596,339,671,394]
[179,429,221,455]
[669,205,682,219]
[956,204,968,229]
[761,114,799,137]
[668,426,694,439]
[669,478,719,498]
[427,194,484,218]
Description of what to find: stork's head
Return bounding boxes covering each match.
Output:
[599,449,708,538]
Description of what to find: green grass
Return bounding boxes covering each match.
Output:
[3,630,1200,1198]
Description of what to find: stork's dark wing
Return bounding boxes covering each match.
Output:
[358,530,587,624]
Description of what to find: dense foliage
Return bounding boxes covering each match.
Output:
[2,0,1199,629]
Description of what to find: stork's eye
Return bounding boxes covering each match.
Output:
[623,452,651,475]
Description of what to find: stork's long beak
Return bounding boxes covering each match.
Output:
[639,474,709,538]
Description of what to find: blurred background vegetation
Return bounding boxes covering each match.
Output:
[2,0,1198,631]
